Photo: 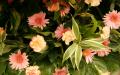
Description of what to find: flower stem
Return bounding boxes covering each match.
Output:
[18,71,22,75]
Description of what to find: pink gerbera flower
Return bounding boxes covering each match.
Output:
[28,12,49,30]
[53,67,69,75]
[95,39,111,57]
[60,7,70,17]
[9,50,29,70]
[82,49,96,63]
[102,39,110,46]
[60,2,70,17]
[55,24,69,39]
[96,50,111,57]
[103,10,120,29]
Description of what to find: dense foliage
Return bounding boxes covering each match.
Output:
[0,0,120,75]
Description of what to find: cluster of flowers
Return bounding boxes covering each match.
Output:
[1,0,120,75]
[83,10,120,63]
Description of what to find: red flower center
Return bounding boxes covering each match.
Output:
[110,14,119,23]
[35,18,42,24]
[102,40,110,46]
[83,49,92,56]
[16,54,24,63]
[56,70,67,75]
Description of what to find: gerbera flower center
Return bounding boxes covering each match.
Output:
[57,71,66,75]
[83,49,92,56]
[102,40,110,46]
[16,54,24,63]
[35,18,43,24]
[110,14,119,23]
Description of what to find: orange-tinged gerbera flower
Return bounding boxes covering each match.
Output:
[83,49,96,63]
[60,7,70,17]
[102,39,110,46]
[48,2,60,12]
[103,10,120,29]
[28,12,49,30]
[60,2,70,17]
[95,39,111,57]
[9,50,29,70]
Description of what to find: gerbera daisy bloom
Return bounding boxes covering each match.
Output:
[84,0,102,6]
[9,50,29,70]
[47,2,60,12]
[26,66,41,75]
[95,39,111,57]
[102,39,110,46]
[29,35,47,53]
[95,50,111,57]
[55,24,69,39]
[103,10,120,29]
[60,2,70,17]
[82,49,96,63]
[60,7,70,17]
[62,30,76,45]
[53,67,69,75]
[28,12,49,30]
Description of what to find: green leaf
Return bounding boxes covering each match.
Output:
[0,31,7,42]
[69,0,76,4]
[5,65,24,75]
[24,34,36,39]
[0,43,5,55]
[39,62,54,75]
[2,45,14,54]
[79,63,99,75]
[90,15,98,33]
[54,12,60,20]
[82,39,107,50]
[75,46,82,70]
[10,10,21,33]
[111,44,120,52]
[93,58,108,74]
[39,32,52,36]
[0,62,6,75]
[72,17,81,42]
[54,42,62,47]
[70,54,76,69]
[62,43,77,63]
